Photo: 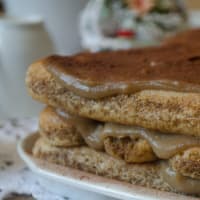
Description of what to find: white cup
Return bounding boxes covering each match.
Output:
[4,0,89,54]
[0,16,55,119]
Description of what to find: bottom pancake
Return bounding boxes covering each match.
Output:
[33,137,200,196]
[33,137,173,193]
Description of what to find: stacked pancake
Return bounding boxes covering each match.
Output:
[26,29,200,196]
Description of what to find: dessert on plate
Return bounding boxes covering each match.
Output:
[26,28,200,196]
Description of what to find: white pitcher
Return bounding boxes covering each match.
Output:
[0,16,55,119]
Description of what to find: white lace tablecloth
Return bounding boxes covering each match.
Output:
[0,118,85,200]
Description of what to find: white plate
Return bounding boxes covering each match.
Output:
[18,133,198,200]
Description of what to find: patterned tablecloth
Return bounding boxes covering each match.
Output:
[0,118,88,200]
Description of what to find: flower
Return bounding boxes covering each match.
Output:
[127,0,156,15]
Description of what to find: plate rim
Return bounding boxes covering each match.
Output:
[17,133,198,200]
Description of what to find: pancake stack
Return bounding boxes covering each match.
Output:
[26,29,200,196]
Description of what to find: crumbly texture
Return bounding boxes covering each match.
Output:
[171,147,200,179]
[39,106,84,147]
[104,137,157,163]
[33,137,173,193]
[39,106,200,178]
[27,62,200,137]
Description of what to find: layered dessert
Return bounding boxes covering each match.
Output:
[26,30,200,196]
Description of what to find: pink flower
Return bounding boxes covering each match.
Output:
[128,0,155,15]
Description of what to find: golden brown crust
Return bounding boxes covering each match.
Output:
[27,63,200,137]
[104,137,157,163]
[170,148,200,179]
[39,106,84,147]
[33,137,173,193]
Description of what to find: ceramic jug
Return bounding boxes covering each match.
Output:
[0,16,55,119]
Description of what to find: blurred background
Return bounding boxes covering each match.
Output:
[187,0,200,9]
[0,0,199,119]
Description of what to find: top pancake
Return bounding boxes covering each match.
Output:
[46,45,200,84]
[164,28,200,46]
[44,44,200,98]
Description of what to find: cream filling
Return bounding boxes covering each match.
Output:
[161,162,200,195]
[56,109,200,159]
[47,65,200,99]
[56,109,200,194]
